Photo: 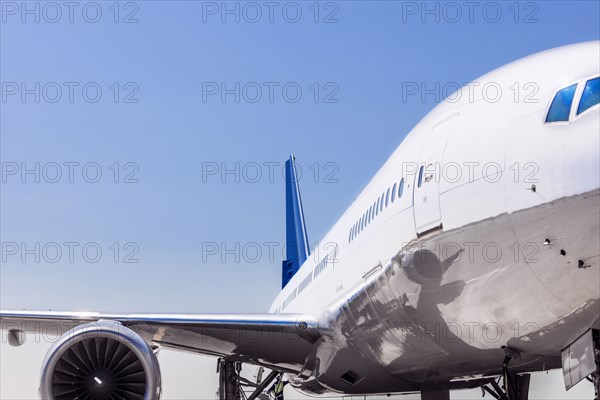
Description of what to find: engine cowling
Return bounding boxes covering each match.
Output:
[40,320,161,400]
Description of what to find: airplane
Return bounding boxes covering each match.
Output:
[1,40,599,400]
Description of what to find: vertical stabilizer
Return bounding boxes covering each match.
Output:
[282,155,310,288]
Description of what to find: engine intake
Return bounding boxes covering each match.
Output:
[40,320,161,400]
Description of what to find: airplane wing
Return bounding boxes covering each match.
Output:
[0,310,321,372]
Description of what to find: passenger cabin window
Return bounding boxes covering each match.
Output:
[398,178,405,198]
[546,84,577,123]
[578,77,600,115]
[349,79,597,245]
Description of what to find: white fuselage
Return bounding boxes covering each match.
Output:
[269,41,600,395]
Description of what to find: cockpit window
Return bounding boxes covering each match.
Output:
[546,84,577,123]
[577,77,600,115]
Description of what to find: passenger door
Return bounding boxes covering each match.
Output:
[413,114,458,235]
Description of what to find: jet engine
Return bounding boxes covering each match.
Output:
[39,320,161,400]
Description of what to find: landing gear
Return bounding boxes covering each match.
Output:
[480,374,530,400]
[592,330,600,400]
[587,375,599,400]
[217,359,242,400]
[480,347,530,400]
[217,358,280,400]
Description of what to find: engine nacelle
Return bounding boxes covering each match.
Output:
[40,320,161,400]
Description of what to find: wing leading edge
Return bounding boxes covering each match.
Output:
[0,310,321,372]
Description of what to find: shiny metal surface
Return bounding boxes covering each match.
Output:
[293,190,600,395]
[0,312,320,373]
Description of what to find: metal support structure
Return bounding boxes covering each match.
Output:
[218,359,242,400]
[246,370,280,400]
[480,348,529,400]
[481,375,530,400]
[217,358,280,400]
[486,378,508,400]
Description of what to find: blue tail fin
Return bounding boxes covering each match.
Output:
[282,155,310,288]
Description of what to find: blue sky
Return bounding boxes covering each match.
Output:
[1,1,599,398]
[2,0,599,313]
